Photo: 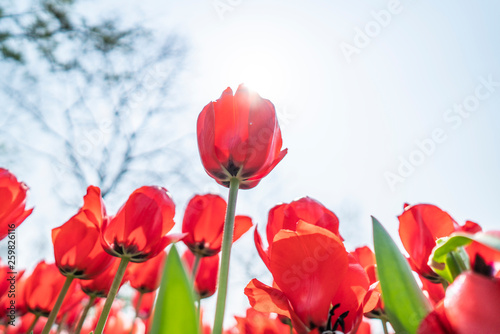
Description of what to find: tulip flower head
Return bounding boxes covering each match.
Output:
[197,85,287,189]
[101,186,179,262]
[80,257,128,297]
[398,204,458,280]
[246,221,368,334]
[255,197,341,270]
[127,251,166,293]
[0,168,33,240]
[23,261,80,317]
[183,250,220,299]
[52,186,114,279]
[182,194,252,257]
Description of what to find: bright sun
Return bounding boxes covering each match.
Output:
[221,42,293,102]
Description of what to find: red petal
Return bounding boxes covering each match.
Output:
[233,215,253,242]
[399,204,456,276]
[270,221,348,328]
[254,226,271,271]
[444,272,500,333]
[244,279,291,318]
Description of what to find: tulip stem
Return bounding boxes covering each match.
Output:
[74,294,96,334]
[41,275,74,334]
[212,177,240,334]
[381,319,389,334]
[94,257,130,334]
[27,314,40,334]
[128,292,143,334]
[289,323,293,334]
[192,253,202,278]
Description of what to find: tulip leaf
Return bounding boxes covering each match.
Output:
[151,245,199,334]
[430,232,500,271]
[372,217,432,334]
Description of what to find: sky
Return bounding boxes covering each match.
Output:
[3,0,500,332]
[128,0,500,244]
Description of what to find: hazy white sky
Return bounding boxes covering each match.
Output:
[6,0,500,331]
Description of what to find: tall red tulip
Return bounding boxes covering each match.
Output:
[245,221,367,334]
[197,84,287,189]
[255,197,341,270]
[52,186,113,279]
[101,186,179,262]
[96,186,181,334]
[0,168,33,240]
[127,251,166,293]
[182,194,252,257]
[183,250,220,298]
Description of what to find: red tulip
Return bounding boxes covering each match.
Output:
[183,251,220,299]
[80,257,128,297]
[52,186,114,279]
[81,300,144,334]
[17,313,49,334]
[330,255,371,332]
[133,291,156,320]
[127,251,166,293]
[444,272,500,333]
[417,300,453,334]
[182,194,253,257]
[246,221,360,334]
[197,85,287,189]
[0,270,25,322]
[255,197,341,270]
[357,320,372,334]
[101,186,181,262]
[0,168,33,240]
[466,231,500,275]
[398,204,458,279]
[23,261,80,317]
[231,308,294,334]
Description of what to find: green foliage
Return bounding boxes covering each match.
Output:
[151,245,200,334]
[372,217,432,334]
[430,232,500,282]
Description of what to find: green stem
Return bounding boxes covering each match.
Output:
[41,275,74,334]
[446,251,468,280]
[440,277,449,290]
[94,257,130,334]
[196,294,201,323]
[74,294,96,334]
[212,177,240,334]
[128,292,143,334]
[382,318,389,334]
[191,253,202,279]
[27,314,40,334]
[56,313,67,334]
[289,323,293,334]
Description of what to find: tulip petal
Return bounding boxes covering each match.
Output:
[270,221,348,328]
[244,279,290,318]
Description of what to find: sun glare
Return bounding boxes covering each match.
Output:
[222,44,292,101]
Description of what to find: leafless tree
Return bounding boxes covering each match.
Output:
[0,0,194,210]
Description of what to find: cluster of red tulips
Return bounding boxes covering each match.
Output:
[1,85,499,334]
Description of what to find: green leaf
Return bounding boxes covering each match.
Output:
[151,245,199,334]
[430,232,500,272]
[372,217,432,334]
